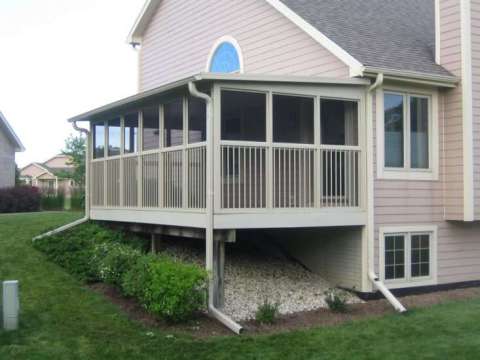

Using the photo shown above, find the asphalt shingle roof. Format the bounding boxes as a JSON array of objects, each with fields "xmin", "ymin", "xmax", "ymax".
[{"xmin": 280, "ymin": 0, "xmax": 453, "ymax": 77}]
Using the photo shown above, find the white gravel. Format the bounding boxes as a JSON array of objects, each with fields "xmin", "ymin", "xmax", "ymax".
[{"xmin": 160, "ymin": 239, "xmax": 361, "ymax": 321}]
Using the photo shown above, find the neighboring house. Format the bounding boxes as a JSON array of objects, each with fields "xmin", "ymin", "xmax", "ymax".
[
  {"xmin": 20, "ymin": 155, "xmax": 76, "ymax": 196},
  {"xmin": 68, "ymin": 0, "xmax": 480, "ymax": 312},
  {"xmin": 0, "ymin": 111, "xmax": 25, "ymax": 188}
]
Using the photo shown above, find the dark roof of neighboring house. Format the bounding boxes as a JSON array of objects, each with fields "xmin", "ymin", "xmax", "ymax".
[{"xmin": 279, "ymin": 0, "xmax": 452, "ymax": 78}]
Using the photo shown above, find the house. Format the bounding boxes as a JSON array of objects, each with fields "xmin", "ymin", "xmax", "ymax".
[
  {"xmin": 20, "ymin": 155, "xmax": 76, "ymax": 196},
  {"xmin": 0, "ymin": 111, "xmax": 25, "ymax": 188},
  {"xmin": 67, "ymin": 0, "xmax": 480, "ymax": 329}
]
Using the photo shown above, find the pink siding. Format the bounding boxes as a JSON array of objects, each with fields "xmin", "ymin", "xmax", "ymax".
[
  {"xmin": 440, "ymin": 0, "xmax": 465, "ymax": 220},
  {"xmin": 139, "ymin": 0, "xmax": 349, "ymax": 91},
  {"xmin": 471, "ymin": 0, "xmax": 480, "ymax": 219},
  {"xmin": 373, "ymin": 90, "xmax": 480, "ymax": 284},
  {"xmin": 44, "ymin": 155, "xmax": 72, "ymax": 169}
]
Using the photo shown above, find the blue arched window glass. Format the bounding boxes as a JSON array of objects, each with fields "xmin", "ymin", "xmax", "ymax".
[{"xmin": 209, "ymin": 42, "xmax": 240, "ymax": 73}]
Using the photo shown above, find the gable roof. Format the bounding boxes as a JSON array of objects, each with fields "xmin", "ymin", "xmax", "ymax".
[
  {"xmin": 0, "ymin": 111, "xmax": 25, "ymax": 152},
  {"xmin": 278, "ymin": 0, "xmax": 451, "ymax": 79},
  {"xmin": 128, "ymin": 0, "xmax": 455, "ymax": 82}
]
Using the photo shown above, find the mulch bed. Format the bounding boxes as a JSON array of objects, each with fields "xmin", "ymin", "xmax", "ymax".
[{"xmin": 88, "ymin": 283, "xmax": 480, "ymax": 338}]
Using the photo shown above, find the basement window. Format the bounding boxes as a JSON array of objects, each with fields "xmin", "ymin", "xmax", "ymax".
[{"xmin": 380, "ymin": 226, "xmax": 437, "ymax": 289}]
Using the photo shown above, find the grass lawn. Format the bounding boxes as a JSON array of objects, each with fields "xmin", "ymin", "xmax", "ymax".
[{"xmin": 1, "ymin": 212, "xmax": 480, "ymax": 359}]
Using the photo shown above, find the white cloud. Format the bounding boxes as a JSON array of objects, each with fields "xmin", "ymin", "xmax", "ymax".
[{"xmin": 0, "ymin": 0, "xmax": 145, "ymax": 166}]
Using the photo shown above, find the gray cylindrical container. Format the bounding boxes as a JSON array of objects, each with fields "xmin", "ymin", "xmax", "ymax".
[{"xmin": 3, "ymin": 280, "xmax": 19, "ymax": 331}]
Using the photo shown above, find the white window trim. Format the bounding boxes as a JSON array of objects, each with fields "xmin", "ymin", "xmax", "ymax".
[
  {"xmin": 376, "ymin": 86, "xmax": 439, "ymax": 181},
  {"xmin": 206, "ymin": 35, "xmax": 244, "ymax": 74},
  {"xmin": 379, "ymin": 225, "xmax": 438, "ymax": 289}
]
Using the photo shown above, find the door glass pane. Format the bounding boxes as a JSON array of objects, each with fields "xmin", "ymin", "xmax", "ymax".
[
  {"xmin": 384, "ymin": 235, "xmax": 405, "ymax": 280},
  {"xmin": 320, "ymin": 99, "xmax": 358, "ymax": 146},
  {"xmin": 124, "ymin": 112, "xmax": 138, "ymax": 154},
  {"xmin": 273, "ymin": 95, "xmax": 314, "ymax": 144},
  {"xmin": 108, "ymin": 118, "xmax": 121, "ymax": 157},
  {"xmin": 164, "ymin": 98, "xmax": 183, "ymax": 147},
  {"xmin": 188, "ymin": 97, "xmax": 206, "ymax": 143},
  {"xmin": 93, "ymin": 122, "xmax": 105, "ymax": 159},
  {"xmin": 221, "ymin": 90, "xmax": 266, "ymax": 141},
  {"xmin": 143, "ymin": 106, "xmax": 160, "ymax": 150},
  {"xmin": 410, "ymin": 97, "xmax": 429, "ymax": 169},
  {"xmin": 384, "ymin": 94, "xmax": 404, "ymax": 167}
]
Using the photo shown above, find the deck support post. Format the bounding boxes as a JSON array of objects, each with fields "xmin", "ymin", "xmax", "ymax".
[
  {"xmin": 150, "ymin": 233, "xmax": 162, "ymax": 253},
  {"xmin": 212, "ymin": 234, "xmax": 225, "ymax": 309}
]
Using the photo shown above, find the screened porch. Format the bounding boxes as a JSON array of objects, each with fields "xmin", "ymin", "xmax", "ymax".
[{"xmin": 84, "ymin": 76, "xmax": 367, "ymax": 229}]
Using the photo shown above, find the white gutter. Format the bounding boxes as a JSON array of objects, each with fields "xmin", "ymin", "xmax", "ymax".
[
  {"xmin": 188, "ymin": 81, "xmax": 243, "ymax": 334},
  {"xmin": 366, "ymin": 73, "xmax": 406, "ymax": 314},
  {"xmin": 33, "ymin": 121, "xmax": 91, "ymax": 242}
]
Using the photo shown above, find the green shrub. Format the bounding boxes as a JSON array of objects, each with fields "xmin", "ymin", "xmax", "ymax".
[
  {"xmin": 122, "ymin": 254, "xmax": 155, "ymax": 299},
  {"xmin": 255, "ymin": 300, "xmax": 279, "ymax": 325},
  {"xmin": 324, "ymin": 288, "xmax": 349, "ymax": 313},
  {"xmin": 33, "ymin": 222, "xmax": 144, "ymax": 282},
  {"xmin": 123, "ymin": 255, "xmax": 208, "ymax": 322},
  {"xmin": 95, "ymin": 243, "xmax": 142, "ymax": 286},
  {"xmin": 41, "ymin": 192, "xmax": 65, "ymax": 211}
]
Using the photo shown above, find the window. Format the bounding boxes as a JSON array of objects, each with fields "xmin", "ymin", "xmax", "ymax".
[
  {"xmin": 221, "ymin": 90, "xmax": 266, "ymax": 141},
  {"xmin": 273, "ymin": 95, "xmax": 314, "ymax": 144},
  {"xmin": 380, "ymin": 226, "xmax": 437, "ymax": 288},
  {"xmin": 164, "ymin": 98, "xmax": 183, "ymax": 147},
  {"xmin": 142, "ymin": 106, "xmax": 159, "ymax": 151},
  {"xmin": 209, "ymin": 41, "xmax": 241, "ymax": 73},
  {"xmin": 124, "ymin": 112, "xmax": 138, "ymax": 154},
  {"xmin": 93, "ymin": 122, "xmax": 105, "ymax": 159},
  {"xmin": 188, "ymin": 97, "xmax": 206, "ymax": 143},
  {"xmin": 107, "ymin": 118, "xmax": 121, "ymax": 156},
  {"xmin": 384, "ymin": 94, "xmax": 404, "ymax": 167},
  {"xmin": 321, "ymin": 99, "xmax": 358, "ymax": 146},
  {"xmin": 382, "ymin": 91, "xmax": 433, "ymax": 174},
  {"xmin": 384, "ymin": 235, "xmax": 405, "ymax": 280}
]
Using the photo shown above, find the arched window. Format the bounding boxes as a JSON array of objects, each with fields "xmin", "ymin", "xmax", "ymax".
[{"xmin": 207, "ymin": 37, "xmax": 243, "ymax": 73}]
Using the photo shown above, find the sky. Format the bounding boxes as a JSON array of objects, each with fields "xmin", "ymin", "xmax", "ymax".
[{"xmin": 0, "ymin": 0, "xmax": 145, "ymax": 167}]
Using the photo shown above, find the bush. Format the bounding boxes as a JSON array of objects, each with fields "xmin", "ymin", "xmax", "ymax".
[
  {"xmin": 123, "ymin": 255, "xmax": 208, "ymax": 322},
  {"xmin": 94, "ymin": 243, "xmax": 142, "ymax": 286},
  {"xmin": 70, "ymin": 189, "xmax": 85, "ymax": 211},
  {"xmin": 255, "ymin": 300, "xmax": 279, "ymax": 325},
  {"xmin": 33, "ymin": 222, "xmax": 143, "ymax": 282},
  {"xmin": 41, "ymin": 191, "xmax": 65, "ymax": 211},
  {"xmin": 122, "ymin": 254, "xmax": 155, "ymax": 299},
  {"xmin": 324, "ymin": 288, "xmax": 349, "ymax": 313},
  {"xmin": 0, "ymin": 186, "xmax": 41, "ymax": 213}
]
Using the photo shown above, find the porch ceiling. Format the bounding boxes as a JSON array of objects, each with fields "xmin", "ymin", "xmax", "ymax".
[{"xmin": 67, "ymin": 73, "xmax": 370, "ymax": 124}]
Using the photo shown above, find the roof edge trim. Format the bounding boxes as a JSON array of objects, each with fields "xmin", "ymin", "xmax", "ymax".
[
  {"xmin": 364, "ymin": 66, "xmax": 459, "ymax": 88},
  {"xmin": 263, "ymin": 0, "xmax": 364, "ymax": 76},
  {"xmin": 127, "ymin": 0, "xmax": 161, "ymax": 45},
  {"xmin": 0, "ymin": 111, "xmax": 25, "ymax": 152}
]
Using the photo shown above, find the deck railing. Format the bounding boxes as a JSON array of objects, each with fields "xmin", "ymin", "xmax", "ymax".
[{"xmin": 91, "ymin": 143, "xmax": 361, "ymax": 212}]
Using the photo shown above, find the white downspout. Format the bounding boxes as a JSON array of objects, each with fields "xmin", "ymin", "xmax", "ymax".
[
  {"xmin": 33, "ymin": 121, "xmax": 90, "ymax": 241},
  {"xmin": 366, "ymin": 73, "xmax": 406, "ymax": 313},
  {"xmin": 188, "ymin": 81, "xmax": 243, "ymax": 334}
]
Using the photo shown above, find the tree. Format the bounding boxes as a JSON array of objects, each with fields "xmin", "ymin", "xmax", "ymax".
[{"xmin": 62, "ymin": 134, "xmax": 86, "ymax": 187}]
